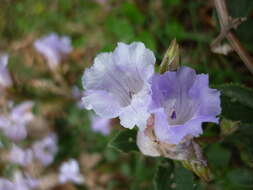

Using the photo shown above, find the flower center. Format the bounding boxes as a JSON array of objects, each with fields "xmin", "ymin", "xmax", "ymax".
[{"xmin": 170, "ymin": 110, "xmax": 176, "ymax": 120}]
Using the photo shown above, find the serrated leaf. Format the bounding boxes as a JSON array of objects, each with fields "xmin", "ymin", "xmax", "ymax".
[
  {"xmin": 108, "ymin": 129, "xmax": 138, "ymax": 153},
  {"xmin": 153, "ymin": 160, "xmax": 174, "ymax": 190}
]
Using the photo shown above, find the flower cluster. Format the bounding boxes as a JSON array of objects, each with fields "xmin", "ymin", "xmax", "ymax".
[
  {"xmin": 0, "ymin": 38, "xmax": 85, "ymax": 189},
  {"xmin": 82, "ymin": 42, "xmax": 221, "ymax": 159}
]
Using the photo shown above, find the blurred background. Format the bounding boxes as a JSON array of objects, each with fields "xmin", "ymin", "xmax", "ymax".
[{"xmin": 0, "ymin": 0, "xmax": 253, "ymax": 190}]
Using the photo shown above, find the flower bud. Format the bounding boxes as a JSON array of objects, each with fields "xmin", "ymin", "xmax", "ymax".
[{"xmin": 159, "ymin": 39, "xmax": 180, "ymax": 73}]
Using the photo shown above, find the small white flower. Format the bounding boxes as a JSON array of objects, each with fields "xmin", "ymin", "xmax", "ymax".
[
  {"xmin": 34, "ymin": 33, "xmax": 72, "ymax": 70},
  {"xmin": 59, "ymin": 159, "xmax": 84, "ymax": 184}
]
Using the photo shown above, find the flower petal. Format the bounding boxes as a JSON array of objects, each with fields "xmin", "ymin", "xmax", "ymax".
[
  {"xmin": 137, "ymin": 130, "xmax": 160, "ymax": 157},
  {"xmin": 82, "ymin": 90, "xmax": 122, "ymax": 118}
]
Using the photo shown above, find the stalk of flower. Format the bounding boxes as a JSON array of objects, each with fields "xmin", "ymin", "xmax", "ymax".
[{"xmin": 82, "ymin": 42, "xmax": 155, "ymax": 130}]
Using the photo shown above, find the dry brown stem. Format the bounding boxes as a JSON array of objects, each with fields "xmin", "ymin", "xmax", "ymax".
[{"xmin": 211, "ymin": 0, "xmax": 253, "ymax": 74}]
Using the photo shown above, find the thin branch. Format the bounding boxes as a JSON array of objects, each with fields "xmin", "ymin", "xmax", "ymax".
[{"xmin": 212, "ymin": 0, "xmax": 253, "ymax": 74}]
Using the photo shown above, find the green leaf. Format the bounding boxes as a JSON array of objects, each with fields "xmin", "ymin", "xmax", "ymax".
[
  {"xmin": 207, "ymin": 144, "xmax": 231, "ymax": 168},
  {"xmin": 217, "ymin": 84, "xmax": 253, "ymax": 123},
  {"xmin": 228, "ymin": 0, "xmax": 253, "ymax": 17},
  {"xmin": 153, "ymin": 160, "xmax": 174, "ymax": 190},
  {"xmin": 108, "ymin": 129, "xmax": 138, "ymax": 153},
  {"xmin": 174, "ymin": 166, "xmax": 195, "ymax": 190},
  {"xmin": 121, "ymin": 2, "xmax": 145, "ymax": 25},
  {"xmin": 227, "ymin": 168, "xmax": 253, "ymax": 188},
  {"xmin": 153, "ymin": 161, "xmax": 197, "ymax": 190},
  {"xmin": 218, "ymin": 83, "xmax": 253, "ymax": 109},
  {"xmin": 225, "ymin": 124, "xmax": 253, "ymax": 168},
  {"xmin": 105, "ymin": 17, "xmax": 134, "ymax": 42}
]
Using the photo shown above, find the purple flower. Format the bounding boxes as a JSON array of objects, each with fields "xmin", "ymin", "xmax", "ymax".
[
  {"xmin": 0, "ymin": 178, "xmax": 14, "ymax": 190},
  {"xmin": 32, "ymin": 133, "xmax": 58, "ymax": 166},
  {"xmin": 59, "ymin": 159, "xmax": 84, "ymax": 184},
  {"xmin": 90, "ymin": 114, "xmax": 111, "ymax": 135},
  {"xmin": 9, "ymin": 145, "xmax": 33, "ymax": 166},
  {"xmin": 0, "ymin": 101, "xmax": 34, "ymax": 141},
  {"xmin": 0, "ymin": 54, "xmax": 12, "ymax": 88},
  {"xmin": 12, "ymin": 171, "xmax": 38, "ymax": 190},
  {"xmin": 82, "ymin": 42, "xmax": 155, "ymax": 130},
  {"xmin": 0, "ymin": 172, "xmax": 38, "ymax": 190},
  {"xmin": 149, "ymin": 66, "xmax": 221, "ymax": 144},
  {"xmin": 34, "ymin": 33, "xmax": 72, "ymax": 70}
]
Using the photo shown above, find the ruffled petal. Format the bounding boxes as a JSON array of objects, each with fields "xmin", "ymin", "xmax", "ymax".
[
  {"xmin": 119, "ymin": 86, "xmax": 151, "ymax": 129},
  {"xmin": 150, "ymin": 66, "xmax": 221, "ymax": 145},
  {"xmin": 137, "ymin": 130, "xmax": 160, "ymax": 157},
  {"xmin": 82, "ymin": 90, "xmax": 122, "ymax": 118},
  {"xmin": 189, "ymin": 74, "xmax": 221, "ymax": 116},
  {"xmin": 82, "ymin": 42, "xmax": 155, "ymax": 128},
  {"xmin": 167, "ymin": 116, "xmax": 219, "ymax": 144}
]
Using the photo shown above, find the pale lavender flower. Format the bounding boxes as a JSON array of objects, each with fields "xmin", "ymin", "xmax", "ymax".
[
  {"xmin": 149, "ymin": 66, "xmax": 221, "ymax": 144},
  {"xmin": 90, "ymin": 114, "xmax": 111, "ymax": 135},
  {"xmin": 0, "ymin": 54, "xmax": 12, "ymax": 88},
  {"xmin": 32, "ymin": 133, "xmax": 58, "ymax": 166},
  {"xmin": 0, "ymin": 178, "xmax": 14, "ymax": 190},
  {"xmin": 0, "ymin": 101, "xmax": 34, "ymax": 141},
  {"xmin": 34, "ymin": 33, "xmax": 72, "ymax": 70},
  {"xmin": 59, "ymin": 159, "xmax": 84, "ymax": 184},
  {"xmin": 82, "ymin": 42, "xmax": 155, "ymax": 130},
  {"xmin": 0, "ymin": 172, "xmax": 38, "ymax": 190},
  {"xmin": 9, "ymin": 145, "xmax": 33, "ymax": 166},
  {"xmin": 12, "ymin": 171, "xmax": 38, "ymax": 190}
]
